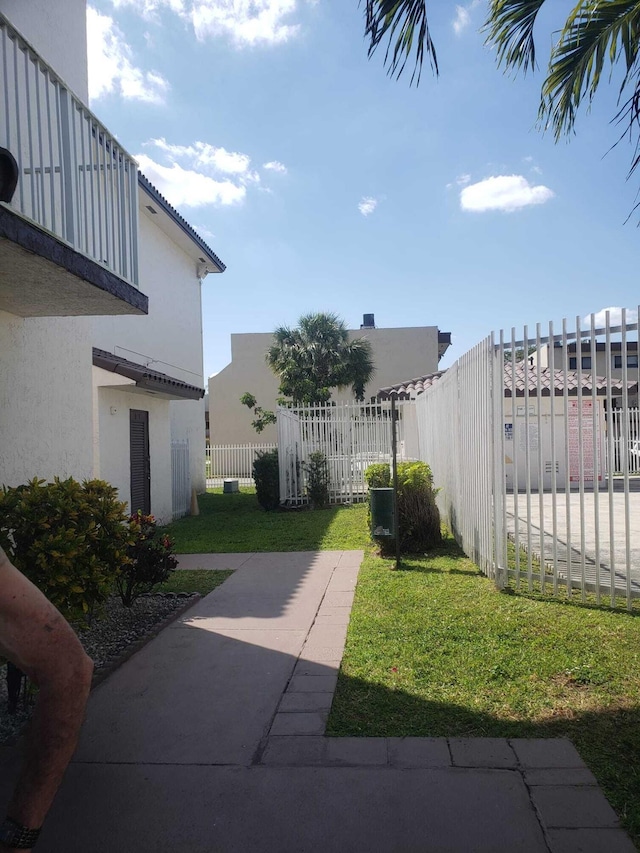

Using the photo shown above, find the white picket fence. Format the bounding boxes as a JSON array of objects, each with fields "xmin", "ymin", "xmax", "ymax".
[
  {"xmin": 416, "ymin": 311, "xmax": 640, "ymax": 609},
  {"xmin": 171, "ymin": 440, "xmax": 190, "ymax": 520},
  {"xmin": 205, "ymin": 443, "xmax": 276, "ymax": 487},
  {"xmin": 277, "ymin": 401, "xmax": 410, "ymax": 505}
]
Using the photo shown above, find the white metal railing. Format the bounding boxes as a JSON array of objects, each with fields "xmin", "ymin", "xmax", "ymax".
[
  {"xmin": 171, "ymin": 440, "xmax": 190, "ymax": 520},
  {"xmin": 277, "ymin": 400, "xmax": 409, "ymax": 505},
  {"xmin": 416, "ymin": 336, "xmax": 502, "ymax": 581},
  {"xmin": 609, "ymin": 408, "xmax": 640, "ymax": 474},
  {"xmin": 415, "ymin": 310, "xmax": 640, "ymax": 609},
  {"xmin": 0, "ymin": 15, "xmax": 139, "ymax": 285},
  {"xmin": 205, "ymin": 443, "xmax": 277, "ymax": 485}
]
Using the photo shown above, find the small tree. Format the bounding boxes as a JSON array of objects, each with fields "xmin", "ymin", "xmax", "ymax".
[
  {"xmin": 115, "ymin": 512, "xmax": 178, "ymax": 607},
  {"xmin": 253, "ymin": 449, "xmax": 280, "ymax": 511},
  {"xmin": 266, "ymin": 312, "xmax": 375, "ymax": 404},
  {"xmin": 240, "ymin": 392, "xmax": 277, "ymax": 434},
  {"xmin": 304, "ymin": 451, "xmax": 330, "ymax": 509}
]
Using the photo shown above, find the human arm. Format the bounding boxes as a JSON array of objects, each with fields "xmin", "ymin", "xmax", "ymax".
[{"xmin": 0, "ymin": 549, "xmax": 93, "ymax": 848}]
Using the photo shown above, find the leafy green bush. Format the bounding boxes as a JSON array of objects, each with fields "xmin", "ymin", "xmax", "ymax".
[
  {"xmin": 115, "ymin": 512, "xmax": 178, "ymax": 607},
  {"xmin": 396, "ymin": 460, "xmax": 441, "ymax": 553},
  {"xmin": 304, "ymin": 451, "xmax": 330, "ymax": 509},
  {"xmin": 253, "ymin": 449, "xmax": 280, "ymax": 511},
  {"xmin": 0, "ymin": 477, "xmax": 129, "ymax": 619},
  {"xmin": 364, "ymin": 463, "xmax": 391, "ymax": 489},
  {"xmin": 364, "ymin": 461, "xmax": 441, "ymax": 556}
]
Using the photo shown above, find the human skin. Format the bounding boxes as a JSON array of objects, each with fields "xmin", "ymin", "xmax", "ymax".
[{"xmin": 0, "ymin": 548, "xmax": 93, "ymax": 851}]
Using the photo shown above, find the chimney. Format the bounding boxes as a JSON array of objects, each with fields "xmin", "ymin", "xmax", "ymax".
[{"xmin": 361, "ymin": 313, "xmax": 375, "ymax": 329}]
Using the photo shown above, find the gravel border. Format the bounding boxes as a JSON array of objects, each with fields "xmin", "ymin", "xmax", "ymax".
[{"xmin": 0, "ymin": 592, "xmax": 201, "ymax": 746}]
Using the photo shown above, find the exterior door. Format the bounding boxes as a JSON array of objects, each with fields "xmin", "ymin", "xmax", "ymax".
[{"xmin": 130, "ymin": 409, "xmax": 151, "ymax": 515}]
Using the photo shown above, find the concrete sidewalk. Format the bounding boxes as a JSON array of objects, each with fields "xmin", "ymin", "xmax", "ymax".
[{"xmin": 1, "ymin": 551, "xmax": 636, "ymax": 852}]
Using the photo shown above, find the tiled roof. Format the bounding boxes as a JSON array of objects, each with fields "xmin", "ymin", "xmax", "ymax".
[
  {"xmin": 504, "ymin": 362, "xmax": 637, "ymax": 396},
  {"xmin": 377, "ymin": 370, "xmax": 448, "ymax": 399},
  {"xmin": 93, "ymin": 348, "xmax": 205, "ymax": 400},
  {"xmin": 377, "ymin": 363, "xmax": 637, "ymax": 399}
]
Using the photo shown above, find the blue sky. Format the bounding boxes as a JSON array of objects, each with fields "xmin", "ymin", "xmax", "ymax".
[{"xmin": 87, "ymin": 0, "xmax": 640, "ymax": 382}]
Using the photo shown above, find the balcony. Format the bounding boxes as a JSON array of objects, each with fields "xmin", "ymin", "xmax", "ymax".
[{"xmin": 0, "ymin": 15, "xmax": 147, "ymax": 317}]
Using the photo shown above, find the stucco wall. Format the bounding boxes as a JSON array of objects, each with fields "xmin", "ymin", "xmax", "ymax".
[
  {"xmin": 0, "ymin": 312, "xmax": 93, "ymax": 487},
  {"xmin": 209, "ymin": 326, "xmax": 443, "ymax": 445},
  {"xmin": 92, "ymin": 203, "xmax": 207, "ymax": 504},
  {"xmin": 94, "ymin": 383, "xmax": 172, "ymax": 524},
  {"xmin": 0, "ymin": 0, "xmax": 89, "ymax": 103},
  {"xmin": 93, "ymin": 210, "xmax": 205, "ymax": 383},
  {"xmin": 503, "ymin": 396, "xmax": 606, "ymax": 491}
]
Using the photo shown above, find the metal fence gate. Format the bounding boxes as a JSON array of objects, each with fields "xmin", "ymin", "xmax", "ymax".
[
  {"xmin": 415, "ymin": 310, "xmax": 640, "ymax": 609},
  {"xmin": 171, "ymin": 439, "xmax": 190, "ymax": 521},
  {"xmin": 277, "ymin": 400, "xmax": 410, "ymax": 505}
]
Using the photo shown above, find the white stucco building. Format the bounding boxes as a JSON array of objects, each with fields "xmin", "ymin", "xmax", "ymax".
[
  {"xmin": 208, "ymin": 316, "xmax": 451, "ymax": 445},
  {"xmin": 0, "ymin": 1, "xmax": 224, "ymax": 522}
]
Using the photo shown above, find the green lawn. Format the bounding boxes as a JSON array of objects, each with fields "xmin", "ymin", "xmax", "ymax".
[
  {"xmin": 165, "ymin": 493, "xmax": 640, "ymax": 844},
  {"xmin": 327, "ymin": 536, "xmax": 640, "ymax": 846},
  {"xmin": 162, "ymin": 488, "xmax": 370, "ymax": 552}
]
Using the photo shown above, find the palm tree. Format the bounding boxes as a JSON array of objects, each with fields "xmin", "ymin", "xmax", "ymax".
[
  {"xmin": 364, "ymin": 0, "xmax": 640, "ymax": 188},
  {"xmin": 266, "ymin": 312, "xmax": 375, "ymax": 404}
]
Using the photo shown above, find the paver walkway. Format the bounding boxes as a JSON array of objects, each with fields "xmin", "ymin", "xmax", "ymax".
[{"xmin": 0, "ymin": 551, "xmax": 636, "ymax": 852}]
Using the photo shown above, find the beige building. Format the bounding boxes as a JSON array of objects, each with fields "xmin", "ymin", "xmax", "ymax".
[
  {"xmin": 208, "ymin": 315, "xmax": 451, "ymax": 444},
  {"xmin": 532, "ymin": 341, "xmax": 639, "ymax": 408}
]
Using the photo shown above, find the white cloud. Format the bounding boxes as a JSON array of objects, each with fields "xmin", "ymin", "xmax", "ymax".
[
  {"xmin": 149, "ymin": 138, "xmax": 252, "ymax": 174},
  {"xmin": 192, "ymin": 223, "xmax": 217, "ymax": 241},
  {"xmin": 112, "ymin": 0, "xmax": 303, "ymax": 46},
  {"xmin": 583, "ymin": 307, "xmax": 639, "ymax": 328},
  {"xmin": 137, "ymin": 136, "xmax": 269, "ymax": 208},
  {"xmin": 452, "ymin": 0, "xmax": 480, "ymax": 35},
  {"xmin": 460, "ymin": 175, "xmax": 554, "ymax": 213},
  {"xmin": 263, "ymin": 160, "xmax": 288, "ymax": 174},
  {"xmin": 453, "ymin": 6, "xmax": 471, "ymax": 35},
  {"xmin": 112, "ymin": 0, "xmax": 186, "ymax": 15},
  {"xmin": 456, "ymin": 173, "xmax": 471, "ymax": 186},
  {"xmin": 191, "ymin": 0, "xmax": 299, "ymax": 45},
  {"xmin": 136, "ymin": 154, "xmax": 246, "ymax": 206},
  {"xmin": 87, "ymin": 7, "xmax": 169, "ymax": 103},
  {"xmin": 358, "ymin": 196, "xmax": 378, "ymax": 217}
]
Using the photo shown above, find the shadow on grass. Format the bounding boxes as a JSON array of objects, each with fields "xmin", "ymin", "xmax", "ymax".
[{"xmin": 327, "ymin": 671, "xmax": 640, "ymax": 845}]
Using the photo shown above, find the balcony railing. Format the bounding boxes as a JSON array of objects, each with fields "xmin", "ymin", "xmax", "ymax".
[{"xmin": 0, "ymin": 14, "xmax": 139, "ymax": 287}]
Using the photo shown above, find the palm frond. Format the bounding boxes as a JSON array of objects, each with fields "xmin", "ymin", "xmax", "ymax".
[
  {"xmin": 484, "ymin": 0, "xmax": 548, "ymax": 73},
  {"xmin": 363, "ymin": 0, "xmax": 437, "ymax": 85},
  {"xmin": 541, "ymin": 0, "xmax": 640, "ymax": 140}
]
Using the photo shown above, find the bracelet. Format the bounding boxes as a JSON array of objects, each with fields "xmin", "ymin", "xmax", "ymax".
[{"xmin": 0, "ymin": 818, "xmax": 42, "ymax": 849}]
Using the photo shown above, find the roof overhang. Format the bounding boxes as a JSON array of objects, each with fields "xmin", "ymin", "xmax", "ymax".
[
  {"xmin": 138, "ymin": 174, "xmax": 225, "ymax": 277},
  {"xmin": 93, "ymin": 348, "xmax": 204, "ymax": 400}
]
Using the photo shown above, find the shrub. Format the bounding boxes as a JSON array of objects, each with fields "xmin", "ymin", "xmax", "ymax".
[
  {"xmin": 364, "ymin": 463, "xmax": 391, "ymax": 489},
  {"xmin": 115, "ymin": 512, "xmax": 178, "ymax": 607},
  {"xmin": 364, "ymin": 461, "xmax": 441, "ymax": 556},
  {"xmin": 396, "ymin": 461, "xmax": 441, "ymax": 553},
  {"xmin": 0, "ymin": 477, "xmax": 129, "ymax": 620},
  {"xmin": 304, "ymin": 451, "xmax": 330, "ymax": 509},
  {"xmin": 253, "ymin": 449, "xmax": 280, "ymax": 511}
]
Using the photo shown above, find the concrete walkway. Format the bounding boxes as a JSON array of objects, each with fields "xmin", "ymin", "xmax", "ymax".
[{"xmin": 1, "ymin": 551, "xmax": 636, "ymax": 852}]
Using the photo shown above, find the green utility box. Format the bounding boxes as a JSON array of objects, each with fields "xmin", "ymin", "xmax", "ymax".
[{"xmin": 370, "ymin": 487, "xmax": 395, "ymax": 538}]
